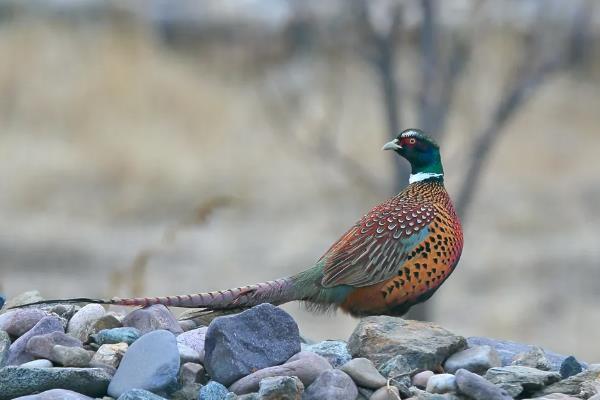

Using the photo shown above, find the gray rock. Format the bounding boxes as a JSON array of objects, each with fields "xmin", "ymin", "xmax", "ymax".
[
  {"xmin": 426, "ymin": 374, "xmax": 457, "ymax": 394},
  {"xmin": 91, "ymin": 327, "xmax": 141, "ymax": 346},
  {"xmin": 0, "ymin": 309, "xmax": 48, "ymax": 338},
  {"xmin": 369, "ymin": 386, "xmax": 400, "ymax": 400},
  {"xmin": 340, "ymin": 357, "xmax": 387, "ymax": 389},
  {"xmin": 7, "ymin": 316, "xmax": 64, "ymax": 365},
  {"xmin": 122, "ymin": 305, "xmax": 183, "ymax": 335},
  {"xmin": 357, "ymin": 386, "xmax": 374, "ymax": 400},
  {"xmin": 117, "ymin": 389, "xmax": 167, "ymax": 400},
  {"xmin": 26, "ymin": 332, "xmax": 83, "ymax": 360},
  {"xmin": 413, "ymin": 370, "xmax": 434, "ymax": 388},
  {"xmin": 107, "ymin": 330, "xmax": 180, "ymax": 398},
  {"xmin": 454, "ymin": 369, "xmax": 512, "ymax": 400},
  {"xmin": 12, "ymin": 388, "xmax": 95, "ymax": 399},
  {"xmin": 0, "ymin": 366, "xmax": 111, "ymax": 400},
  {"xmin": 229, "ymin": 351, "xmax": 331, "ymax": 395},
  {"xmin": 349, "ymin": 317, "xmax": 466, "ymax": 373},
  {"xmin": 0, "ymin": 330, "xmax": 10, "ymax": 367},
  {"xmin": 532, "ymin": 366, "xmax": 600, "ymax": 398},
  {"xmin": 199, "ymin": 381, "xmax": 230, "ymax": 400},
  {"xmin": 560, "ymin": 356, "xmax": 583, "ymax": 379},
  {"xmin": 178, "ymin": 320, "xmax": 197, "ymax": 332},
  {"xmin": 67, "ymin": 304, "xmax": 106, "ymax": 342},
  {"xmin": 484, "ymin": 365, "xmax": 561, "ymax": 397},
  {"xmin": 303, "ymin": 369, "xmax": 358, "ymax": 400},
  {"xmin": 258, "ymin": 376, "xmax": 303, "ymax": 399},
  {"xmin": 303, "ymin": 340, "xmax": 351, "ymax": 368},
  {"xmin": 49, "ymin": 345, "xmax": 92, "ymax": 367},
  {"xmin": 3, "ymin": 291, "xmax": 44, "ymax": 310},
  {"xmin": 511, "ymin": 346, "xmax": 552, "ymax": 371},
  {"xmin": 236, "ymin": 394, "xmax": 260, "ymax": 400},
  {"xmin": 204, "ymin": 304, "xmax": 300, "ymax": 386},
  {"xmin": 179, "ymin": 362, "xmax": 207, "ymax": 385},
  {"xmin": 523, "ymin": 395, "xmax": 582, "ymax": 400},
  {"xmin": 171, "ymin": 383, "xmax": 202, "ymax": 400},
  {"xmin": 20, "ymin": 359, "xmax": 53, "ymax": 368},
  {"xmin": 375, "ymin": 354, "xmax": 412, "ymax": 395},
  {"xmin": 90, "ymin": 343, "xmax": 128, "ymax": 369},
  {"xmin": 409, "ymin": 387, "xmax": 466, "ymax": 399},
  {"xmin": 444, "ymin": 345, "xmax": 501, "ymax": 374},
  {"xmin": 91, "ymin": 314, "xmax": 122, "ymax": 335},
  {"xmin": 176, "ymin": 326, "xmax": 207, "ymax": 363},
  {"xmin": 178, "ymin": 343, "xmax": 201, "ymax": 364}
]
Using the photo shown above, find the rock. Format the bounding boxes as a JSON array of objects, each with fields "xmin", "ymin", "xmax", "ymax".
[
  {"xmin": 178, "ymin": 320, "xmax": 197, "ymax": 332},
  {"xmin": 369, "ymin": 386, "xmax": 400, "ymax": 400},
  {"xmin": 426, "ymin": 373, "xmax": 457, "ymax": 394},
  {"xmin": 375, "ymin": 354, "xmax": 412, "ymax": 395},
  {"xmin": 117, "ymin": 389, "xmax": 167, "ymax": 400},
  {"xmin": 454, "ymin": 369, "xmax": 512, "ymax": 400},
  {"xmin": 179, "ymin": 362, "xmax": 207, "ymax": 385},
  {"xmin": 49, "ymin": 345, "xmax": 92, "ymax": 367},
  {"xmin": 236, "ymin": 394, "xmax": 260, "ymax": 400},
  {"xmin": 532, "ymin": 367, "xmax": 600, "ymax": 398},
  {"xmin": 107, "ymin": 330, "xmax": 180, "ymax": 398},
  {"xmin": 4, "ymin": 291, "xmax": 44, "ymax": 310},
  {"xmin": 484, "ymin": 365, "xmax": 561, "ymax": 397},
  {"xmin": 258, "ymin": 376, "xmax": 303, "ymax": 400},
  {"xmin": 340, "ymin": 357, "xmax": 387, "ymax": 389},
  {"xmin": 413, "ymin": 371, "xmax": 434, "ymax": 388},
  {"xmin": 303, "ymin": 340, "xmax": 351, "ymax": 368},
  {"xmin": 171, "ymin": 383, "xmax": 202, "ymax": 400},
  {"xmin": 122, "ymin": 305, "xmax": 183, "ymax": 335},
  {"xmin": 357, "ymin": 386, "xmax": 374, "ymax": 400},
  {"xmin": 0, "ymin": 366, "xmax": 111, "ymax": 400},
  {"xmin": 303, "ymin": 369, "xmax": 358, "ymax": 400},
  {"xmin": 0, "ymin": 309, "xmax": 48, "ymax": 338},
  {"xmin": 348, "ymin": 317, "xmax": 466, "ymax": 373},
  {"xmin": 560, "ymin": 356, "xmax": 583, "ymax": 379},
  {"xmin": 90, "ymin": 343, "xmax": 128, "ymax": 369},
  {"xmin": 91, "ymin": 327, "xmax": 141, "ymax": 346},
  {"xmin": 91, "ymin": 314, "xmax": 122, "ymax": 334},
  {"xmin": 67, "ymin": 304, "xmax": 106, "ymax": 342},
  {"xmin": 39, "ymin": 304, "xmax": 81, "ymax": 321},
  {"xmin": 178, "ymin": 343, "xmax": 201, "ymax": 364},
  {"xmin": 511, "ymin": 346, "xmax": 552, "ymax": 371},
  {"xmin": 0, "ymin": 331, "xmax": 10, "ymax": 367},
  {"xmin": 204, "ymin": 304, "xmax": 300, "ymax": 386},
  {"xmin": 26, "ymin": 332, "xmax": 83, "ymax": 360},
  {"xmin": 12, "ymin": 388, "xmax": 95, "ymax": 399},
  {"xmin": 523, "ymin": 395, "xmax": 581, "ymax": 400},
  {"xmin": 176, "ymin": 326, "xmax": 207, "ymax": 362},
  {"xmin": 199, "ymin": 381, "xmax": 230, "ymax": 400},
  {"xmin": 7, "ymin": 316, "xmax": 64, "ymax": 365},
  {"xmin": 20, "ymin": 359, "xmax": 53, "ymax": 368},
  {"xmin": 444, "ymin": 345, "xmax": 501, "ymax": 374},
  {"xmin": 229, "ymin": 351, "xmax": 331, "ymax": 394},
  {"xmin": 408, "ymin": 387, "xmax": 465, "ymax": 399}
]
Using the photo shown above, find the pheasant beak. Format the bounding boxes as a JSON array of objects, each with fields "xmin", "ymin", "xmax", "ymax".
[{"xmin": 382, "ymin": 139, "xmax": 402, "ymax": 151}]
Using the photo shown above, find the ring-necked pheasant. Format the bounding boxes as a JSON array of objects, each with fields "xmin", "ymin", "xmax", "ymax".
[{"xmin": 12, "ymin": 129, "xmax": 463, "ymax": 317}]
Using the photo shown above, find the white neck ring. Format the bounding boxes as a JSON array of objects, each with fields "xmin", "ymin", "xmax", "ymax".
[{"xmin": 409, "ymin": 172, "xmax": 443, "ymax": 184}]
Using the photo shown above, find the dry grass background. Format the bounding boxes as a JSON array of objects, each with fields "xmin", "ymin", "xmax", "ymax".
[{"xmin": 1, "ymin": 10, "xmax": 599, "ymax": 360}]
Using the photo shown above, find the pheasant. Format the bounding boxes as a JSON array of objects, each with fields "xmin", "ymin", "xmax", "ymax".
[{"xmin": 12, "ymin": 129, "xmax": 463, "ymax": 318}]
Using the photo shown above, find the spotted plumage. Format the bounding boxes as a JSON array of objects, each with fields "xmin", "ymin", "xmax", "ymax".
[{"xmin": 12, "ymin": 129, "xmax": 463, "ymax": 319}]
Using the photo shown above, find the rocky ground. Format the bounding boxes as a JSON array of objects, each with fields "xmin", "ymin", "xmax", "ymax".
[{"xmin": 0, "ymin": 291, "xmax": 598, "ymax": 400}]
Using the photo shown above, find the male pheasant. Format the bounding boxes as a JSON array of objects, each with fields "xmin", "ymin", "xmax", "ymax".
[{"xmin": 13, "ymin": 129, "xmax": 463, "ymax": 317}]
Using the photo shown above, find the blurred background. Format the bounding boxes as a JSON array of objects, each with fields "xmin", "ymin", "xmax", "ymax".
[{"xmin": 1, "ymin": 0, "xmax": 599, "ymax": 360}]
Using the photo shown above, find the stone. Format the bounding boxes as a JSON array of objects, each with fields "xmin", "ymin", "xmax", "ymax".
[
  {"xmin": 176, "ymin": 327, "xmax": 207, "ymax": 363},
  {"xmin": 12, "ymin": 388, "xmax": 95, "ymax": 399},
  {"xmin": 199, "ymin": 381, "xmax": 230, "ymax": 400},
  {"xmin": 179, "ymin": 362, "xmax": 207, "ymax": 385},
  {"xmin": 523, "ymin": 395, "xmax": 581, "ymax": 400},
  {"xmin": 4, "ymin": 291, "xmax": 44, "ymax": 310},
  {"xmin": 67, "ymin": 304, "xmax": 106, "ymax": 342},
  {"xmin": 117, "ymin": 389, "xmax": 167, "ymax": 400},
  {"xmin": 511, "ymin": 346, "xmax": 552, "ymax": 371},
  {"xmin": 258, "ymin": 376, "xmax": 303, "ymax": 400},
  {"xmin": 303, "ymin": 340, "xmax": 351, "ymax": 368},
  {"xmin": 49, "ymin": 345, "xmax": 92, "ymax": 367},
  {"xmin": 178, "ymin": 343, "xmax": 201, "ymax": 364},
  {"xmin": 357, "ymin": 386, "xmax": 374, "ymax": 400},
  {"xmin": 560, "ymin": 356, "xmax": 583, "ymax": 379},
  {"xmin": 204, "ymin": 304, "xmax": 300, "ymax": 386},
  {"xmin": 0, "ymin": 366, "xmax": 111, "ymax": 400},
  {"xmin": 532, "ymin": 367, "xmax": 600, "ymax": 398},
  {"xmin": 170, "ymin": 383, "xmax": 202, "ymax": 400},
  {"xmin": 229, "ymin": 351, "xmax": 331, "ymax": 395},
  {"xmin": 369, "ymin": 386, "xmax": 400, "ymax": 400},
  {"xmin": 7, "ymin": 316, "xmax": 64, "ymax": 365},
  {"xmin": 178, "ymin": 320, "xmax": 197, "ymax": 332},
  {"xmin": 426, "ymin": 374, "xmax": 457, "ymax": 394},
  {"xmin": 91, "ymin": 314, "xmax": 122, "ymax": 334},
  {"xmin": 348, "ymin": 317, "xmax": 466, "ymax": 373},
  {"xmin": 20, "ymin": 359, "xmax": 53, "ymax": 368},
  {"xmin": 413, "ymin": 370, "xmax": 434, "ymax": 388},
  {"xmin": 340, "ymin": 357, "xmax": 387, "ymax": 389},
  {"xmin": 90, "ymin": 343, "xmax": 128, "ymax": 369},
  {"xmin": 91, "ymin": 327, "xmax": 141, "ymax": 346},
  {"xmin": 454, "ymin": 369, "xmax": 512, "ymax": 400},
  {"xmin": 303, "ymin": 369, "xmax": 358, "ymax": 400},
  {"xmin": 444, "ymin": 345, "xmax": 501, "ymax": 374},
  {"xmin": 107, "ymin": 330, "xmax": 180, "ymax": 398},
  {"xmin": 26, "ymin": 332, "xmax": 83, "ymax": 360},
  {"xmin": 0, "ymin": 309, "xmax": 48, "ymax": 338},
  {"xmin": 236, "ymin": 394, "xmax": 259, "ymax": 400},
  {"xmin": 484, "ymin": 365, "xmax": 561, "ymax": 397},
  {"xmin": 408, "ymin": 387, "xmax": 464, "ymax": 399},
  {"xmin": 122, "ymin": 305, "xmax": 183, "ymax": 335},
  {"xmin": 0, "ymin": 330, "xmax": 10, "ymax": 367}
]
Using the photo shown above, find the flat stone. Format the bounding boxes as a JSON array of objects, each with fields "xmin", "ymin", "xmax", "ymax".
[
  {"xmin": 178, "ymin": 343, "xmax": 201, "ymax": 364},
  {"xmin": 303, "ymin": 340, "xmax": 351, "ymax": 368},
  {"xmin": 199, "ymin": 381, "xmax": 230, "ymax": 400},
  {"xmin": 7, "ymin": 316, "xmax": 64, "ymax": 365},
  {"xmin": 444, "ymin": 345, "xmax": 501, "ymax": 374},
  {"xmin": 413, "ymin": 370, "xmax": 434, "ymax": 388},
  {"xmin": 26, "ymin": 332, "xmax": 83, "ymax": 360},
  {"xmin": 560, "ymin": 356, "xmax": 583, "ymax": 379},
  {"xmin": 340, "ymin": 357, "xmax": 387, "ymax": 389},
  {"xmin": 49, "ymin": 345, "xmax": 92, "ymax": 367},
  {"xmin": 454, "ymin": 369, "xmax": 512, "ymax": 400},
  {"xmin": 426, "ymin": 373, "xmax": 457, "ymax": 394},
  {"xmin": 12, "ymin": 388, "xmax": 95, "ymax": 399},
  {"xmin": 229, "ymin": 351, "xmax": 331, "ymax": 395},
  {"xmin": 4, "ymin": 291, "xmax": 44, "ymax": 310},
  {"xmin": 258, "ymin": 376, "xmax": 303, "ymax": 400},
  {"xmin": 204, "ymin": 304, "xmax": 300, "ymax": 386},
  {"xmin": 91, "ymin": 314, "xmax": 122, "ymax": 334},
  {"xmin": 67, "ymin": 304, "xmax": 106, "ymax": 342},
  {"xmin": 349, "ymin": 317, "xmax": 466, "ymax": 373},
  {"xmin": 179, "ymin": 362, "xmax": 207, "ymax": 385},
  {"xmin": 91, "ymin": 327, "xmax": 141, "ymax": 346},
  {"xmin": 20, "ymin": 359, "xmax": 53, "ymax": 368},
  {"xmin": 484, "ymin": 365, "xmax": 561, "ymax": 397},
  {"xmin": 369, "ymin": 386, "xmax": 400, "ymax": 400},
  {"xmin": 511, "ymin": 346, "xmax": 552, "ymax": 371},
  {"xmin": 523, "ymin": 395, "xmax": 582, "ymax": 400},
  {"xmin": 107, "ymin": 330, "xmax": 180, "ymax": 398},
  {"xmin": 533, "ymin": 367, "xmax": 600, "ymax": 398},
  {"xmin": 178, "ymin": 320, "xmax": 197, "ymax": 332},
  {"xmin": 90, "ymin": 343, "xmax": 128, "ymax": 369},
  {"xmin": 0, "ymin": 330, "xmax": 10, "ymax": 367},
  {"xmin": 303, "ymin": 369, "xmax": 358, "ymax": 400},
  {"xmin": 122, "ymin": 305, "xmax": 183, "ymax": 335},
  {"xmin": 0, "ymin": 366, "xmax": 111, "ymax": 400},
  {"xmin": 117, "ymin": 389, "xmax": 167, "ymax": 400},
  {"xmin": 0, "ymin": 309, "xmax": 48, "ymax": 338},
  {"xmin": 176, "ymin": 327, "xmax": 207, "ymax": 363}
]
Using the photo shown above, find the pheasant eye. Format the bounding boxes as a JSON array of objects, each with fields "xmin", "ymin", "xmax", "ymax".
[{"xmin": 408, "ymin": 138, "xmax": 416, "ymax": 145}]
